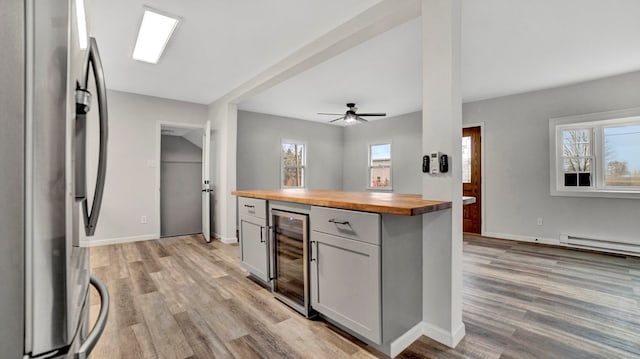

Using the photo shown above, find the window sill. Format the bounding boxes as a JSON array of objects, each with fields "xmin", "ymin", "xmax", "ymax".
[{"xmin": 551, "ymin": 188, "xmax": 640, "ymax": 199}]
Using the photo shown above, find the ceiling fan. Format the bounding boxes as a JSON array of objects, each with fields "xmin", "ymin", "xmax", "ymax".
[{"xmin": 318, "ymin": 103, "xmax": 386, "ymax": 124}]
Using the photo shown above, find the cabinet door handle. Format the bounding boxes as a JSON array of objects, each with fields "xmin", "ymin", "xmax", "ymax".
[
  {"xmin": 260, "ymin": 226, "xmax": 265, "ymax": 243},
  {"xmin": 328, "ymin": 219, "xmax": 349, "ymax": 225},
  {"xmin": 244, "ymin": 204, "xmax": 255, "ymax": 208}
]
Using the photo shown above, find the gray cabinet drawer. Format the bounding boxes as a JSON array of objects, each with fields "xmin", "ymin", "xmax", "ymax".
[
  {"xmin": 311, "ymin": 206, "xmax": 380, "ymax": 245},
  {"xmin": 239, "ymin": 197, "xmax": 266, "ymax": 219}
]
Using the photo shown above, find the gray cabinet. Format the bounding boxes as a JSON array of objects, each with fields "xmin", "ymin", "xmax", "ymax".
[
  {"xmin": 310, "ymin": 206, "xmax": 382, "ymax": 344},
  {"xmin": 239, "ymin": 197, "xmax": 269, "ymax": 282}
]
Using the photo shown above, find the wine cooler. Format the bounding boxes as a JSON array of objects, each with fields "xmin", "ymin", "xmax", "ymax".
[{"xmin": 269, "ymin": 209, "xmax": 312, "ymax": 317}]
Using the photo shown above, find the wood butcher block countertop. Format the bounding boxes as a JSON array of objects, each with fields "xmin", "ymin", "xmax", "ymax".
[{"xmin": 231, "ymin": 189, "xmax": 452, "ymax": 216}]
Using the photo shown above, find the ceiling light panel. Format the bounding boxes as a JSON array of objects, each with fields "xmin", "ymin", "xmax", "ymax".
[
  {"xmin": 75, "ymin": 0, "xmax": 88, "ymax": 49},
  {"xmin": 132, "ymin": 8, "xmax": 180, "ymax": 64}
]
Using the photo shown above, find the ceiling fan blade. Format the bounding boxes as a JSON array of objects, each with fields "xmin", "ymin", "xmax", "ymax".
[
  {"xmin": 357, "ymin": 113, "xmax": 386, "ymax": 117},
  {"xmin": 318, "ymin": 112, "xmax": 345, "ymax": 116},
  {"xmin": 329, "ymin": 116, "xmax": 345, "ymax": 123},
  {"xmin": 356, "ymin": 116, "xmax": 368, "ymax": 122}
]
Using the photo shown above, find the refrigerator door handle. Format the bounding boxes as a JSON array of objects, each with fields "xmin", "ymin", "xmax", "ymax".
[
  {"xmin": 75, "ymin": 274, "xmax": 110, "ymax": 359},
  {"xmin": 74, "ymin": 89, "xmax": 90, "ymax": 201},
  {"xmin": 78, "ymin": 37, "xmax": 109, "ymax": 236}
]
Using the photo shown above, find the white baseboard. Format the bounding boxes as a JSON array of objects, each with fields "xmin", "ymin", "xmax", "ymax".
[
  {"xmin": 483, "ymin": 231, "xmax": 559, "ymax": 246},
  {"xmin": 79, "ymin": 233, "xmax": 157, "ymax": 247},
  {"xmin": 422, "ymin": 321, "xmax": 466, "ymax": 348},
  {"xmin": 451, "ymin": 322, "xmax": 466, "ymax": 347},
  {"xmin": 390, "ymin": 322, "xmax": 424, "ymax": 358},
  {"xmin": 390, "ymin": 321, "xmax": 467, "ymax": 355},
  {"xmin": 213, "ymin": 232, "xmax": 238, "ymax": 244}
]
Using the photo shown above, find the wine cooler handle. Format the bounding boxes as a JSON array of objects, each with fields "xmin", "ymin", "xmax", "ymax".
[
  {"xmin": 310, "ymin": 241, "xmax": 316, "ymax": 262},
  {"xmin": 267, "ymin": 225, "xmax": 277, "ymax": 281}
]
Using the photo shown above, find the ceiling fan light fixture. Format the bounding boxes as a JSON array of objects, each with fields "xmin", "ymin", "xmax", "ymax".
[
  {"xmin": 320, "ymin": 103, "xmax": 385, "ymax": 125},
  {"xmin": 344, "ymin": 113, "xmax": 357, "ymax": 123}
]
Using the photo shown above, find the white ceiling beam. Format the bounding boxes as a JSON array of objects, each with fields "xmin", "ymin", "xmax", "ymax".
[{"xmin": 214, "ymin": 0, "xmax": 421, "ymax": 105}]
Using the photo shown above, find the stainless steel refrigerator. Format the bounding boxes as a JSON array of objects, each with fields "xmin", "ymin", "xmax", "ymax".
[{"xmin": 1, "ymin": 0, "xmax": 110, "ymax": 358}]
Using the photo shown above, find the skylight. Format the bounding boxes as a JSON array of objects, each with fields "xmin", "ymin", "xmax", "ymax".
[{"xmin": 132, "ymin": 8, "xmax": 180, "ymax": 64}]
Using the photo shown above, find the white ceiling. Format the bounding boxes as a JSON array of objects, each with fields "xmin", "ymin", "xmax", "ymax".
[
  {"xmin": 90, "ymin": 0, "xmax": 382, "ymax": 104},
  {"xmin": 91, "ymin": 0, "xmax": 640, "ymax": 121},
  {"xmin": 239, "ymin": 17, "xmax": 422, "ymax": 122}
]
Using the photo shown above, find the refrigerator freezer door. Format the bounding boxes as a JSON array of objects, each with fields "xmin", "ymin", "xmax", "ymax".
[{"xmin": 26, "ymin": 0, "xmax": 91, "ymax": 355}]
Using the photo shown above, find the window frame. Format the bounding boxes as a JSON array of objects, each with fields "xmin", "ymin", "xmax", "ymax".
[
  {"xmin": 549, "ymin": 107, "xmax": 640, "ymax": 199},
  {"xmin": 367, "ymin": 142, "xmax": 393, "ymax": 191},
  {"xmin": 280, "ymin": 139, "xmax": 306, "ymax": 189}
]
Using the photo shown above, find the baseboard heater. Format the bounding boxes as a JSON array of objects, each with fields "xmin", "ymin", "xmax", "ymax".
[{"xmin": 560, "ymin": 234, "xmax": 640, "ymax": 256}]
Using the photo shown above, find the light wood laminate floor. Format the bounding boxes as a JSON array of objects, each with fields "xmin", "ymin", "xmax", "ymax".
[{"xmin": 89, "ymin": 234, "xmax": 640, "ymax": 358}]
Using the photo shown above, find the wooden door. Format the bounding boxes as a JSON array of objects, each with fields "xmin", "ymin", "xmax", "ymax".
[{"xmin": 462, "ymin": 126, "xmax": 481, "ymax": 233}]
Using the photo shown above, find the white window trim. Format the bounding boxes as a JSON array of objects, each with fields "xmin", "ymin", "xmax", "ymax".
[
  {"xmin": 549, "ymin": 107, "xmax": 640, "ymax": 199},
  {"xmin": 281, "ymin": 139, "xmax": 306, "ymax": 189},
  {"xmin": 367, "ymin": 141, "xmax": 393, "ymax": 191}
]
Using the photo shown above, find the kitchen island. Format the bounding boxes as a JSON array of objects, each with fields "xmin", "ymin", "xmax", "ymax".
[
  {"xmin": 232, "ymin": 189, "xmax": 452, "ymax": 216},
  {"xmin": 232, "ymin": 189, "xmax": 454, "ymax": 357}
]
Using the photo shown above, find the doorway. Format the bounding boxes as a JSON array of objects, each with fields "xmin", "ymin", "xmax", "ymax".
[
  {"xmin": 462, "ymin": 126, "xmax": 482, "ymax": 234},
  {"xmin": 160, "ymin": 125, "xmax": 203, "ymax": 238}
]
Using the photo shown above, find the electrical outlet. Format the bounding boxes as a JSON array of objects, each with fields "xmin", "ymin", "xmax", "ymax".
[
  {"xmin": 141, "ymin": 215, "xmax": 148, "ymax": 224},
  {"xmin": 536, "ymin": 217, "xmax": 543, "ymax": 226}
]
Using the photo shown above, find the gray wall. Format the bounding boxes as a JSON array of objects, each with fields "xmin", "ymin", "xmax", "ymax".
[
  {"xmin": 237, "ymin": 110, "xmax": 344, "ymax": 190},
  {"xmin": 161, "ymin": 134, "xmax": 203, "ymax": 162},
  {"xmin": 463, "ymin": 70, "xmax": 640, "ymax": 244},
  {"xmin": 237, "ymin": 70, "xmax": 640, "ymax": 248},
  {"xmin": 161, "ymin": 135, "xmax": 203, "ymax": 237},
  {"xmin": 83, "ymin": 90, "xmax": 208, "ymax": 244},
  {"xmin": 343, "ymin": 112, "xmax": 422, "ymax": 193}
]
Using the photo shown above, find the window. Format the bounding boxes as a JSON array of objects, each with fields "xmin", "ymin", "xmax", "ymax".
[
  {"xmin": 281, "ymin": 141, "xmax": 305, "ymax": 188},
  {"xmin": 604, "ymin": 125, "xmax": 640, "ymax": 187},
  {"xmin": 462, "ymin": 136, "xmax": 471, "ymax": 183},
  {"xmin": 560, "ymin": 128, "xmax": 592, "ymax": 187},
  {"xmin": 550, "ymin": 108, "xmax": 640, "ymax": 198},
  {"xmin": 368, "ymin": 143, "xmax": 391, "ymax": 189}
]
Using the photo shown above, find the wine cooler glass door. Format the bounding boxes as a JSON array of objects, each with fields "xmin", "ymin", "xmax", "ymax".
[{"xmin": 271, "ymin": 210, "xmax": 309, "ymax": 316}]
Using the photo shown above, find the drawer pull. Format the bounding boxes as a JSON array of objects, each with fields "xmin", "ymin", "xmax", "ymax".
[
  {"xmin": 244, "ymin": 204, "xmax": 255, "ymax": 209},
  {"xmin": 328, "ymin": 219, "xmax": 349, "ymax": 225}
]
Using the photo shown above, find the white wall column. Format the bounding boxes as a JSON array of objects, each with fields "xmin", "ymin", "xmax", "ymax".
[
  {"xmin": 421, "ymin": 0, "xmax": 465, "ymax": 347},
  {"xmin": 209, "ymin": 101, "xmax": 238, "ymax": 242}
]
